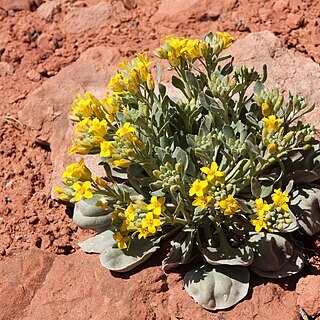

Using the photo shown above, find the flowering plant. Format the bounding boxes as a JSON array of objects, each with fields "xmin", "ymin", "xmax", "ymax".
[{"xmin": 56, "ymin": 32, "xmax": 320, "ymax": 310}]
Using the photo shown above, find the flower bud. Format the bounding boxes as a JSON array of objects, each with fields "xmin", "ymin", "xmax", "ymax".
[
  {"xmin": 153, "ymin": 170, "xmax": 161, "ymax": 178},
  {"xmin": 262, "ymin": 103, "xmax": 271, "ymax": 116},
  {"xmin": 175, "ymin": 162, "xmax": 183, "ymax": 173},
  {"xmin": 146, "ymin": 74, "xmax": 154, "ymax": 91},
  {"xmin": 170, "ymin": 185, "xmax": 179, "ymax": 192},
  {"xmin": 283, "ymin": 131, "xmax": 294, "ymax": 144},
  {"xmin": 268, "ymin": 143, "xmax": 277, "ymax": 154}
]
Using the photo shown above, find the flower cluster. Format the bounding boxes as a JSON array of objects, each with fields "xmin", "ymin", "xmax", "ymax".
[
  {"xmin": 112, "ymin": 196, "xmax": 165, "ymax": 249},
  {"xmin": 108, "ymin": 53, "xmax": 154, "ymax": 95},
  {"xmin": 57, "ymin": 31, "xmax": 319, "ymax": 312},
  {"xmin": 250, "ymin": 190, "xmax": 291, "ymax": 232}
]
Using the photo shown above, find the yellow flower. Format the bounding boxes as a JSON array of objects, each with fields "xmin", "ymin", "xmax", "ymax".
[
  {"xmin": 200, "ymin": 162, "xmax": 224, "ymax": 182},
  {"xmin": 254, "ymin": 198, "xmax": 270, "ymax": 216},
  {"xmin": 71, "ymin": 181, "xmax": 93, "ymax": 202},
  {"xmin": 141, "ymin": 212, "xmax": 161, "ymax": 234},
  {"xmin": 116, "ymin": 122, "xmax": 136, "ymax": 138},
  {"xmin": 108, "ymin": 74, "xmax": 125, "ymax": 93},
  {"xmin": 251, "ymin": 216, "xmax": 267, "ymax": 232},
  {"xmin": 113, "ymin": 232, "xmax": 130, "ymax": 249},
  {"xmin": 88, "ymin": 118, "xmax": 108, "ymax": 137},
  {"xmin": 62, "ymin": 158, "xmax": 91, "ymax": 181},
  {"xmin": 219, "ymin": 194, "xmax": 238, "ymax": 215},
  {"xmin": 271, "ymin": 189, "xmax": 290, "ymax": 211},
  {"xmin": 261, "ymin": 102, "xmax": 271, "ymax": 116},
  {"xmin": 68, "ymin": 144, "xmax": 92, "ymax": 155},
  {"xmin": 268, "ymin": 143, "xmax": 277, "ymax": 154},
  {"xmin": 54, "ymin": 187, "xmax": 71, "ymax": 201},
  {"xmin": 124, "ymin": 203, "xmax": 136, "ymax": 222},
  {"xmin": 113, "ymin": 159, "xmax": 131, "ymax": 167},
  {"xmin": 96, "ymin": 196, "xmax": 109, "ymax": 210},
  {"xmin": 137, "ymin": 227, "xmax": 149, "ymax": 240},
  {"xmin": 74, "ymin": 118, "xmax": 92, "ymax": 134},
  {"xmin": 147, "ymin": 196, "xmax": 165, "ymax": 216},
  {"xmin": 181, "ymin": 39, "xmax": 201, "ymax": 60},
  {"xmin": 192, "ymin": 196, "xmax": 213, "ymax": 209},
  {"xmin": 262, "ymin": 115, "xmax": 282, "ymax": 133},
  {"xmin": 100, "ymin": 141, "xmax": 115, "ymax": 158},
  {"xmin": 216, "ymin": 32, "xmax": 235, "ymax": 50},
  {"xmin": 189, "ymin": 179, "xmax": 208, "ymax": 197}
]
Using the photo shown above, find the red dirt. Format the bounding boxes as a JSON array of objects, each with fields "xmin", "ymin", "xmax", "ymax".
[{"xmin": 0, "ymin": 0, "xmax": 319, "ymax": 268}]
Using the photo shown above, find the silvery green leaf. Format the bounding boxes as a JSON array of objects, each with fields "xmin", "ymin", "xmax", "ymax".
[
  {"xmin": 252, "ymin": 248, "xmax": 304, "ymax": 278},
  {"xmin": 184, "ymin": 264, "xmax": 250, "ymax": 311},
  {"xmin": 172, "ymin": 75, "xmax": 186, "ymax": 93},
  {"xmin": 202, "ymin": 244, "xmax": 254, "ymax": 266},
  {"xmin": 185, "ymin": 70, "xmax": 199, "ymax": 90},
  {"xmin": 151, "ymin": 189, "xmax": 166, "ymax": 197},
  {"xmin": 162, "ymin": 231, "xmax": 195, "ymax": 271},
  {"xmin": 100, "ymin": 238, "xmax": 160, "ymax": 272},
  {"xmin": 79, "ymin": 229, "xmax": 115, "ymax": 254},
  {"xmin": 237, "ymin": 199, "xmax": 251, "ymax": 214},
  {"xmin": 246, "ymin": 232, "xmax": 294, "ymax": 273},
  {"xmin": 251, "ymin": 177, "xmax": 261, "ymax": 198},
  {"xmin": 73, "ymin": 200, "xmax": 111, "ymax": 232},
  {"xmin": 290, "ymin": 186, "xmax": 320, "ymax": 235},
  {"xmin": 254, "ymin": 81, "xmax": 265, "ymax": 94},
  {"xmin": 223, "ymin": 125, "xmax": 235, "ymax": 141}
]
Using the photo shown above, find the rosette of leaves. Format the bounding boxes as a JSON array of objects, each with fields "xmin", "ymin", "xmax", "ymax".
[{"xmin": 57, "ymin": 31, "xmax": 320, "ymax": 311}]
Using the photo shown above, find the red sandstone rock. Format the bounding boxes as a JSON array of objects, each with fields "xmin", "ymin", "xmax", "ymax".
[
  {"xmin": 18, "ymin": 46, "xmax": 120, "ymax": 195},
  {"xmin": 0, "ymin": 249, "xmax": 54, "ymax": 320},
  {"xmin": 0, "ymin": 249, "xmax": 301, "ymax": 320},
  {"xmin": 296, "ymin": 275, "xmax": 320, "ymax": 317}
]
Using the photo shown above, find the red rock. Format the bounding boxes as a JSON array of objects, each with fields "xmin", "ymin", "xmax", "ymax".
[
  {"xmin": 36, "ymin": 0, "xmax": 61, "ymax": 22},
  {"xmin": 0, "ymin": 0, "xmax": 42, "ymax": 12},
  {"xmin": 273, "ymin": 0, "xmax": 289, "ymax": 11},
  {"xmin": 36, "ymin": 33, "xmax": 57, "ymax": 52},
  {"xmin": 286, "ymin": 13, "xmax": 304, "ymax": 30},
  {"xmin": 26, "ymin": 69, "xmax": 41, "ymax": 82},
  {"xmin": 296, "ymin": 275, "xmax": 320, "ymax": 317},
  {"xmin": 0, "ymin": 249, "xmax": 301, "ymax": 320},
  {"xmin": 18, "ymin": 46, "xmax": 120, "ymax": 195},
  {"xmin": 62, "ymin": 2, "xmax": 121, "ymax": 36},
  {"xmin": 0, "ymin": 249, "xmax": 54, "ymax": 320},
  {"xmin": 0, "ymin": 62, "xmax": 14, "ymax": 77}
]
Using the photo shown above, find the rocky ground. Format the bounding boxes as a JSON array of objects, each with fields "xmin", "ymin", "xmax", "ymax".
[{"xmin": 0, "ymin": 0, "xmax": 320, "ymax": 319}]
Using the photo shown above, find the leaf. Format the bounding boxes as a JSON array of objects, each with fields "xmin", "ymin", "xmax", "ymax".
[
  {"xmin": 202, "ymin": 244, "xmax": 254, "ymax": 266},
  {"xmin": 245, "ymin": 232, "xmax": 303, "ymax": 277},
  {"xmin": 254, "ymin": 81, "xmax": 265, "ymax": 94},
  {"xmin": 251, "ymin": 177, "xmax": 261, "ymax": 198},
  {"xmin": 100, "ymin": 238, "xmax": 160, "ymax": 272},
  {"xmin": 184, "ymin": 264, "xmax": 250, "ymax": 311},
  {"xmin": 185, "ymin": 70, "xmax": 199, "ymax": 90},
  {"xmin": 162, "ymin": 231, "xmax": 195, "ymax": 271},
  {"xmin": 172, "ymin": 75, "xmax": 187, "ymax": 95},
  {"xmin": 223, "ymin": 125, "xmax": 235, "ymax": 141},
  {"xmin": 158, "ymin": 83, "xmax": 166, "ymax": 98},
  {"xmin": 79, "ymin": 229, "xmax": 115, "ymax": 253},
  {"xmin": 290, "ymin": 186, "xmax": 320, "ymax": 235},
  {"xmin": 237, "ymin": 199, "xmax": 252, "ymax": 214},
  {"xmin": 73, "ymin": 200, "xmax": 111, "ymax": 232}
]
